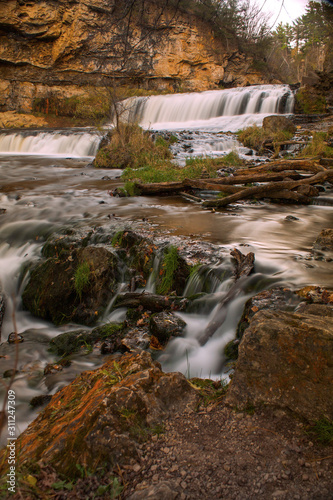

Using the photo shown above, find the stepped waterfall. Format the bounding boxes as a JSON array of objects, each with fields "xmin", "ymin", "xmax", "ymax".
[{"xmin": 130, "ymin": 84, "xmax": 294, "ymax": 132}]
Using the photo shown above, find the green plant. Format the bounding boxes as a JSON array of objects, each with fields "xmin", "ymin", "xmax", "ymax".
[
  {"xmin": 308, "ymin": 418, "xmax": 333, "ymax": 444},
  {"xmin": 298, "ymin": 131, "xmax": 333, "ymax": 158},
  {"xmin": 74, "ymin": 261, "xmax": 90, "ymax": 300},
  {"xmin": 157, "ymin": 246, "xmax": 179, "ymax": 295},
  {"xmin": 237, "ymin": 125, "xmax": 293, "ymax": 154}
]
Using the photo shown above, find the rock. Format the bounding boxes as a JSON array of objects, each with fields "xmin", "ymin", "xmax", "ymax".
[
  {"xmin": 22, "ymin": 246, "xmax": 121, "ymax": 325},
  {"xmin": 0, "ymin": 0, "xmax": 264, "ymax": 115},
  {"xmin": 149, "ymin": 312, "xmax": 186, "ymax": 346},
  {"xmin": 262, "ymin": 116, "xmax": 296, "ymax": 135},
  {"xmin": 7, "ymin": 332, "xmax": 24, "ymax": 343},
  {"xmin": 0, "ymin": 111, "xmax": 48, "ymax": 128},
  {"xmin": 49, "ymin": 323, "xmax": 125, "ymax": 356},
  {"xmin": 29, "ymin": 395, "xmax": 53, "ymax": 408},
  {"xmin": 313, "ymin": 228, "xmax": 333, "ymax": 252},
  {"xmin": 226, "ymin": 309, "xmax": 333, "ymax": 422},
  {"xmin": 296, "ymin": 185, "xmax": 319, "ymax": 197},
  {"xmin": 236, "ymin": 287, "xmax": 301, "ymax": 339},
  {"xmin": 127, "ymin": 481, "xmax": 179, "ymax": 500},
  {"xmin": 3, "ymin": 352, "xmax": 197, "ymax": 476}
]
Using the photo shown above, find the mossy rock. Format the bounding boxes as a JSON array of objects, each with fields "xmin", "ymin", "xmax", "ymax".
[
  {"xmin": 49, "ymin": 323, "xmax": 125, "ymax": 356},
  {"xmin": 295, "ymin": 88, "xmax": 327, "ymax": 114},
  {"xmin": 22, "ymin": 246, "xmax": 120, "ymax": 326}
]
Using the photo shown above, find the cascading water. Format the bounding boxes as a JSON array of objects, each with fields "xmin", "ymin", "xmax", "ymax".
[
  {"xmin": 0, "ymin": 84, "xmax": 332, "ymax": 442},
  {"xmin": 130, "ymin": 84, "xmax": 294, "ymax": 132},
  {"xmin": 0, "ymin": 129, "xmax": 102, "ymax": 157}
]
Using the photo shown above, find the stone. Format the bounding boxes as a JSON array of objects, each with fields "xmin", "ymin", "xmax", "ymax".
[
  {"xmin": 22, "ymin": 246, "xmax": 121, "ymax": 326},
  {"xmin": 149, "ymin": 312, "xmax": 186, "ymax": 346},
  {"xmin": 226, "ymin": 309, "xmax": 333, "ymax": 422},
  {"xmin": 2, "ymin": 352, "xmax": 197, "ymax": 475},
  {"xmin": 313, "ymin": 228, "xmax": 333, "ymax": 252},
  {"xmin": 0, "ymin": 0, "xmax": 265, "ymax": 115},
  {"xmin": 262, "ymin": 115, "xmax": 296, "ymax": 135},
  {"xmin": 127, "ymin": 481, "xmax": 178, "ymax": 500}
]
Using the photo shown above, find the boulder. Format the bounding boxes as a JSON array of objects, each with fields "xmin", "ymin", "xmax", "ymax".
[
  {"xmin": 226, "ymin": 309, "xmax": 333, "ymax": 422},
  {"xmin": 49, "ymin": 323, "xmax": 126, "ymax": 356},
  {"xmin": 149, "ymin": 312, "xmax": 186, "ymax": 346},
  {"xmin": 2, "ymin": 352, "xmax": 197, "ymax": 476},
  {"xmin": 262, "ymin": 115, "xmax": 296, "ymax": 135},
  {"xmin": 22, "ymin": 246, "xmax": 120, "ymax": 325}
]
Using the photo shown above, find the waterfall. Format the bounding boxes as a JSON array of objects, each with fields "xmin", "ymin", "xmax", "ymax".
[
  {"xmin": 129, "ymin": 84, "xmax": 294, "ymax": 132},
  {"xmin": 0, "ymin": 130, "xmax": 102, "ymax": 157}
]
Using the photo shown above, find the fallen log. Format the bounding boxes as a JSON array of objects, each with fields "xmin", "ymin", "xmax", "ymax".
[
  {"xmin": 229, "ymin": 159, "xmax": 324, "ymax": 176},
  {"xmin": 114, "ymin": 292, "xmax": 189, "ymax": 312},
  {"xmin": 198, "ymin": 249, "xmax": 255, "ymax": 346},
  {"xmin": 211, "ymin": 171, "xmax": 302, "ymax": 185},
  {"xmin": 202, "ymin": 170, "xmax": 332, "ymax": 209}
]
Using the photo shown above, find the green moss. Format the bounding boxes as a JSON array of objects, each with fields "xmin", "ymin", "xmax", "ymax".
[
  {"xmin": 74, "ymin": 261, "xmax": 90, "ymax": 300},
  {"xmin": 157, "ymin": 246, "xmax": 179, "ymax": 295},
  {"xmin": 295, "ymin": 88, "xmax": 327, "ymax": 114}
]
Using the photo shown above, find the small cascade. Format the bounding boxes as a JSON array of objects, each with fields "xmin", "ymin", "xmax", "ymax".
[
  {"xmin": 0, "ymin": 129, "xmax": 102, "ymax": 157},
  {"xmin": 129, "ymin": 84, "xmax": 294, "ymax": 132}
]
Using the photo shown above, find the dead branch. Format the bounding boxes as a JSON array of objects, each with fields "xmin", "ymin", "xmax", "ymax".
[{"xmin": 202, "ymin": 170, "xmax": 332, "ymax": 209}]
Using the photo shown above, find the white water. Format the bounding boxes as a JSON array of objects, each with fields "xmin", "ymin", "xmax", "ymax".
[
  {"xmin": 0, "ymin": 130, "xmax": 101, "ymax": 157},
  {"xmin": 131, "ymin": 84, "xmax": 294, "ymax": 132},
  {"xmin": 0, "ymin": 84, "xmax": 332, "ymax": 440}
]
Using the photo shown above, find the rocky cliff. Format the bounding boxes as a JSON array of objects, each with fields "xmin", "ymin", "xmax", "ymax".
[{"xmin": 0, "ymin": 0, "xmax": 265, "ymax": 114}]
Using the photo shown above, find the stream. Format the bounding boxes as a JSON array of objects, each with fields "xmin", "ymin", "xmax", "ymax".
[{"xmin": 0, "ymin": 84, "xmax": 333, "ymax": 442}]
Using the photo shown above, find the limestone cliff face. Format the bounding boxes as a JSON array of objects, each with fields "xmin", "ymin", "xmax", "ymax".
[{"xmin": 0, "ymin": 0, "xmax": 265, "ymax": 113}]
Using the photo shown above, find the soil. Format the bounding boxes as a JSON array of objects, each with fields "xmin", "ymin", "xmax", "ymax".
[
  {"xmin": 121, "ymin": 404, "xmax": 333, "ymax": 500},
  {"xmin": 44, "ymin": 402, "xmax": 333, "ymax": 500}
]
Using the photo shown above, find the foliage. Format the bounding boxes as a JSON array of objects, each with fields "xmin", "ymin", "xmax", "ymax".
[
  {"xmin": 308, "ymin": 418, "xmax": 333, "ymax": 445},
  {"xmin": 237, "ymin": 125, "xmax": 293, "ymax": 154},
  {"xmin": 157, "ymin": 246, "xmax": 180, "ymax": 295},
  {"xmin": 74, "ymin": 261, "xmax": 91, "ymax": 300},
  {"xmin": 297, "ymin": 131, "xmax": 333, "ymax": 158},
  {"xmin": 94, "ymin": 124, "xmax": 172, "ymax": 169},
  {"xmin": 295, "ymin": 88, "xmax": 327, "ymax": 114},
  {"xmin": 122, "ymin": 151, "xmax": 243, "ymax": 184},
  {"xmin": 190, "ymin": 377, "xmax": 228, "ymax": 407}
]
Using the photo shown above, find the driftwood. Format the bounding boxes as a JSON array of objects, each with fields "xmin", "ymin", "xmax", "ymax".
[
  {"xmin": 202, "ymin": 170, "xmax": 332, "ymax": 209},
  {"xmin": 212, "ymin": 171, "xmax": 302, "ymax": 185},
  {"xmin": 198, "ymin": 249, "xmax": 255, "ymax": 346},
  {"xmin": 114, "ymin": 292, "xmax": 188, "ymax": 312}
]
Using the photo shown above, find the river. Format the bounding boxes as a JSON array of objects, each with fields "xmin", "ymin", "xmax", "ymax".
[{"xmin": 0, "ymin": 84, "xmax": 332, "ymax": 441}]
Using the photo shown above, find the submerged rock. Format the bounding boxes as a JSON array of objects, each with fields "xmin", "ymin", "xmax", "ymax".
[
  {"xmin": 313, "ymin": 228, "xmax": 333, "ymax": 252},
  {"xmin": 4, "ymin": 352, "xmax": 197, "ymax": 476},
  {"xmin": 226, "ymin": 309, "xmax": 333, "ymax": 422}
]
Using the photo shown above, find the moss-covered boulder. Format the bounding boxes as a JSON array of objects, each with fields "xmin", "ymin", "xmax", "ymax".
[
  {"xmin": 295, "ymin": 87, "xmax": 327, "ymax": 114},
  {"xmin": 22, "ymin": 246, "xmax": 121, "ymax": 326},
  {"xmin": 49, "ymin": 323, "xmax": 126, "ymax": 356},
  {"xmin": 1, "ymin": 352, "xmax": 197, "ymax": 476}
]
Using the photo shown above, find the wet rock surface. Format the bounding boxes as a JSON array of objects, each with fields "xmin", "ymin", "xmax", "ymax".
[{"xmin": 149, "ymin": 312, "xmax": 186, "ymax": 346}]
